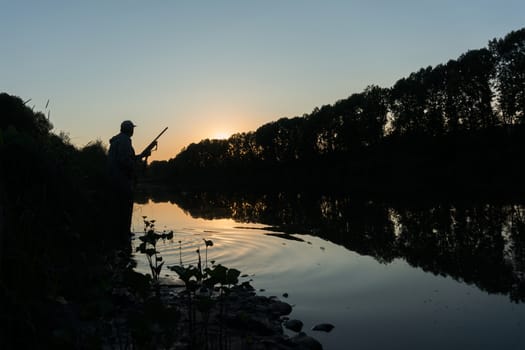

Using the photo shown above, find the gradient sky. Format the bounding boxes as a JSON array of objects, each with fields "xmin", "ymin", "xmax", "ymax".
[{"xmin": 2, "ymin": 1, "xmax": 524, "ymax": 161}]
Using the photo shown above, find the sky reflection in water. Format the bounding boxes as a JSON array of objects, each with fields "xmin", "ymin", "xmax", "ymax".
[{"xmin": 132, "ymin": 199, "xmax": 525, "ymax": 350}]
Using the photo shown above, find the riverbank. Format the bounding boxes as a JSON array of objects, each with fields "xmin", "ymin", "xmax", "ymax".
[{"xmin": 99, "ymin": 249, "xmax": 323, "ymax": 350}]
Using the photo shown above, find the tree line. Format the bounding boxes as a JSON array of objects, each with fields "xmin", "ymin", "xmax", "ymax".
[{"xmin": 147, "ymin": 28, "xmax": 525, "ymax": 195}]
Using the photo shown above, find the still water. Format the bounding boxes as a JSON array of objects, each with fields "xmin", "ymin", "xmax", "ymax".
[{"xmin": 131, "ymin": 192, "xmax": 525, "ymax": 350}]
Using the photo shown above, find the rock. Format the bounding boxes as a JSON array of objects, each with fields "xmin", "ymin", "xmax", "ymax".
[
  {"xmin": 269, "ymin": 300, "xmax": 292, "ymax": 317},
  {"xmin": 291, "ymin": 332, "xmax": 323, "ymax": 350},
  {"xmin": 312, "ymin": 323, "xmax": 334, "ymax": 332},
  {"xmin": 284, "ymin": 319, "xmax": 303, "ymax": 332},
  {"xmin": 224, "ymin": 313, "xmax": 276, "ymax": 336}
]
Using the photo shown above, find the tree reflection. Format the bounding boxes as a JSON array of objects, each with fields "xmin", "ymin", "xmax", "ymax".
[
  {"xmin": 137, "ymin": 190, "xmax": 525, "ymax": 302},
  {"xmin": 395, "ymin": 204, "xmax": 514, "ymax": 298}
]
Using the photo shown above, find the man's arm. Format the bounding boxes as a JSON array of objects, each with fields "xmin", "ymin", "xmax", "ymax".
[{"xmin": 136, "ymin": 141, "xmax": 157, "ymax": 160}]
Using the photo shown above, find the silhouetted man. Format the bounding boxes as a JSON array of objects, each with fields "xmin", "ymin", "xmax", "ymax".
[{"xmin": 108, "ymin": 120, "xmax": 154, "ymax": 244}]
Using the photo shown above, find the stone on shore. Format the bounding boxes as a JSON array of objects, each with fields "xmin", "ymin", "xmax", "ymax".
[
  {"xmin": 284, "ymin": 319, "xmax": 303, "ymax": 332},
  {"xmin": 312, "ymin": 323, "xmax": 335, "ymax": 332},
  {"xmin": 291, "ymin": 332, "xmax": 323, "ymax": 350}
]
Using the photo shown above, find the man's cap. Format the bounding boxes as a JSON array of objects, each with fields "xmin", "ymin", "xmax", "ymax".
[{"xmin": 121, "ymin": 120, "xmax": 136, "ymax": 130}]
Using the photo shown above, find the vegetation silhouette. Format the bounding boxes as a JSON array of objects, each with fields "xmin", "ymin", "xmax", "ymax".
[
  {"xmin": 146, "ymin": 28, "xmax": 525, "ymax": 197},
  {"xmin": 0, "ymin": 93, "xmax": 122, "ymax": 348},
  {"xmin": 0, "ymin": 94, "xmax": 300, "ymax": 349},
  {"xmin": 2, "ymin": 25, "xmax": 524, "ymax": 348},
  {"xmin": 137, "ymin": 190, "xmax": 525, "ymax": 303}
]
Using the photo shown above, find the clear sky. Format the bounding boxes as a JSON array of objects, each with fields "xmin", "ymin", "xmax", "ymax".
[{"xmin": 2, "ymin": 0, "xmax": 524, "ymax": 161}]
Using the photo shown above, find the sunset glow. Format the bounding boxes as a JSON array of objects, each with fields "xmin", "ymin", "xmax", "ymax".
[
  {"xmin": 213, "ymin": 131, "xmax": 231, "ymax": 140},
  {"xmin": 2, "ymin": 2, "xmax": 524, "ymax": 161}
]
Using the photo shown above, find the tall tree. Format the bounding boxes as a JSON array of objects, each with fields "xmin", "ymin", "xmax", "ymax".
[
  {"xmin": 490, "ymin": 28, "xmax": 525, "ymax": 124},
  {"xmin": 390, "ymin": 67, "xmax": 431, "ymax": 135},
  {"xmin": 448, "ymin": 49, "xmax": 497, "ymax": 130}
]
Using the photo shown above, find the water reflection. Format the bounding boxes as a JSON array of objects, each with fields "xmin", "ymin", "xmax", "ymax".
[{"xmin": 136, "ymin": 190, "xmax": 525, "ymax": 303}]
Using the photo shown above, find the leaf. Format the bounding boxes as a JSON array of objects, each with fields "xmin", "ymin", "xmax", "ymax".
[
  {"xmin": 160, "ymin": 231, "xmax": 172, "ymax": 240},
  {"xmin": 136, "ymin": 242, "xmax": 147, "ymax": 253},
  {"xmin": 145, "ymin": 248, "xmax": 157, "ymax": 257},
  {"xmin": 169, "ymin": 265, "xmax": 186, "ymax": 275},
  {"xmin": 170, "ymin": 265, "xmax": 200, "ymax": 285},
  {"xmin": 155, "ymin": 262, "xmax": 165, "ymax": 276},
  {"xmin": 226, "ymin": 268, "xmax": 241, "ymax": 285},
  {"xmin": 204, "ymin": 264, "xmax": 231, "ymax": 286}
]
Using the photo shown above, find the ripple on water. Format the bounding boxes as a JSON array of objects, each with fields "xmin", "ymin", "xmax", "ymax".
[{"xmin": 132, "ymin": 226, "xmax": 303, "ymax": 281}]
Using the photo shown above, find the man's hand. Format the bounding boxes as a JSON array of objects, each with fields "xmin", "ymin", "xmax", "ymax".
[{"xmin": 139, "ymin": 141, "xmax": 157, "ymax": 159}]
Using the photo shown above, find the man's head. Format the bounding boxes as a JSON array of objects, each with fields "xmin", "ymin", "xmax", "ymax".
[{"xmin": 120, "ymin": 120, "xmax": 136, "ymax": 136}]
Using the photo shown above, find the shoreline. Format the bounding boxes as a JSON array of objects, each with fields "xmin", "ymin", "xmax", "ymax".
[{"xmin": 105, "ymin": 250, "xmax": 324, "ymax": 350}]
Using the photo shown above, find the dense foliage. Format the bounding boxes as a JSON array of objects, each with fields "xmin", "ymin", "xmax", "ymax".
[
  {"xmin": 148, "ymin": 28, "xmax": 525, "ymax": 195},
  {"xmin": 0, "ymin": 93, "xmax": 116, "ymax": 348}
]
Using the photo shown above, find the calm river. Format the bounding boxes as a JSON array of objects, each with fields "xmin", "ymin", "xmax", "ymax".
[{"xmin": 131, "ymin": 191, "xmax": 525, "ymax": 350}]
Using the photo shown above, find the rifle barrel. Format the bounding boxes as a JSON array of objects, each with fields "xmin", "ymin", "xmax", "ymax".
[
  {"xmin": 155, "ymin": 127, "xmax": 168, "ymax": 140},
  {"xmin": 142, "ymin": 127, "xmax": 168, "ymax": 156}
]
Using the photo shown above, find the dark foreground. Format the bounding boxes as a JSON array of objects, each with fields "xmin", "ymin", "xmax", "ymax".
[{"xmin": 48, "ymin": 246, "xmax": 321, "ymax": 350}]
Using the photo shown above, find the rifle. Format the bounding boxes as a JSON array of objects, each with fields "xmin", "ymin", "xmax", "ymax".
[{"xmin": 141, "ymin": 127, "xmax": 168, "ymax": 161}]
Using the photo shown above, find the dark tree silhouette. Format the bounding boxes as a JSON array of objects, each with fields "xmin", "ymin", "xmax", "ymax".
[
  {"xmin": 490, "ymin": 28, "xmax": 525, "ymax": 124},
  {"xmin": 144, "ymin": 28, "xmax": 525, "ymax": 196}
]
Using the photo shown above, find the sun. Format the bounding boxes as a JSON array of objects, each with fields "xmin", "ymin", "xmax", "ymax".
[{"xmin": 213, "ymin": 131, "xmax": 231, "ymax": 140}]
